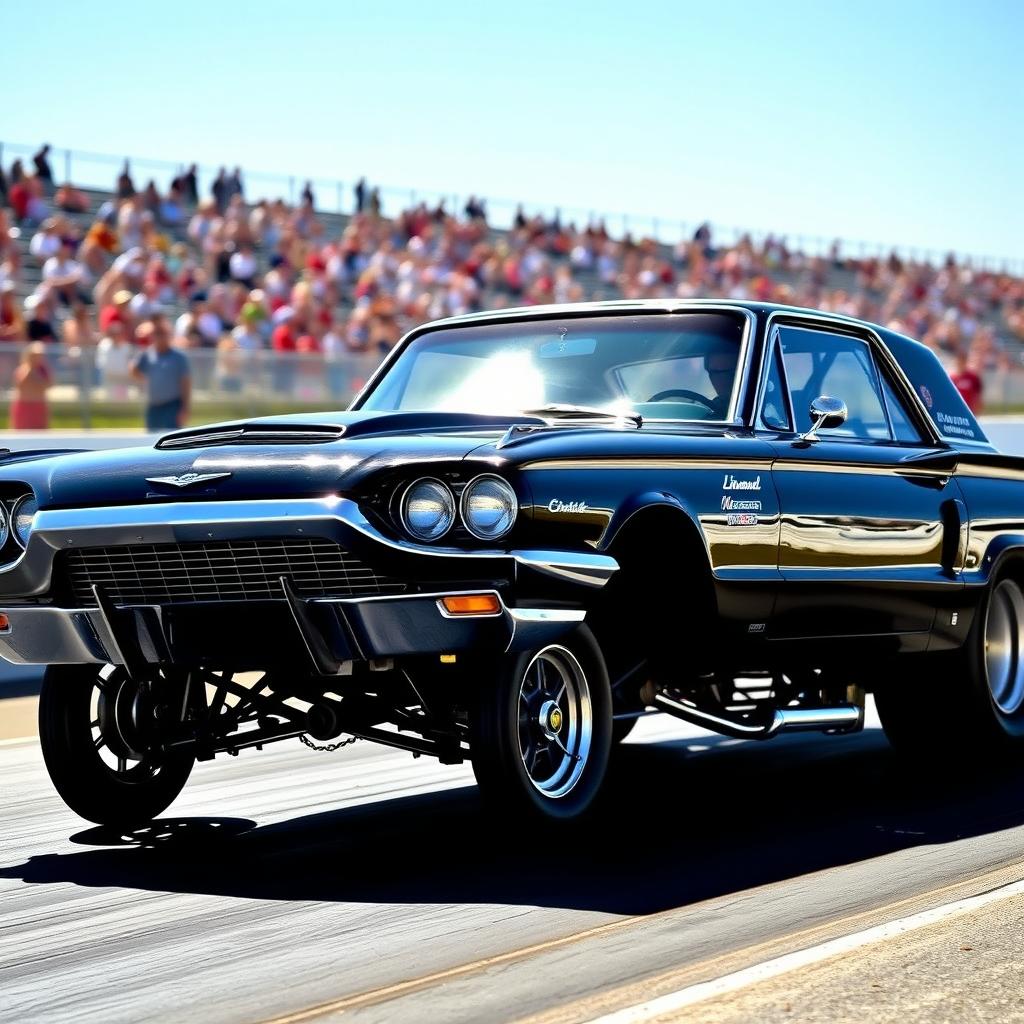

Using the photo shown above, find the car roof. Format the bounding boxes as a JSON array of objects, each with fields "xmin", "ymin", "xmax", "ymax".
[
  {"xmin": 424, "ymin": 298, "xmax": 874, "ymax": 332},
  {"xmin": 416, "ymin": 298, "xmax": 942, "ymax": 370}
]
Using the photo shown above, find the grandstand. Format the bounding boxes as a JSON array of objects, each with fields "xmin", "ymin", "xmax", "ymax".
[{"xmin": 2, "ymin": 141, "xmax": 1024, "ymax": 422}]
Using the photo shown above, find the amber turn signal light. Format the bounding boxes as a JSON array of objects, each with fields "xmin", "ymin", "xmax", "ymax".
[{"xmin": 440, "ymin": 594, "xmax": 501, "ymax": 616}]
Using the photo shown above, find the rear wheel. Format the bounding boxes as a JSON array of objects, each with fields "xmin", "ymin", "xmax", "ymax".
[
  {"xmin": 876, "ymin": 573, "xmax": 1024, "ymax": 759},
  {"xmin": 470, "ymin": 625, "xmax": 612, "ymax": 822},
  {"xmin": 39, "ymin": 664, "xmax": 195, "ymax": 826}
]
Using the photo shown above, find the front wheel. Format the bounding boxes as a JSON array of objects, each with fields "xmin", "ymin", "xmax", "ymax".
[
  {"xmin": 470, "ymin": 625, "xmax": 612, "ymax": 822},
  {"xmin": 39, "ymin": 664, "xmax": 195, "ymax": 826}
]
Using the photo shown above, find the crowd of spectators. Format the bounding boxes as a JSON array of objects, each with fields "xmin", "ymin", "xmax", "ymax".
[{"xmin": 2, "ymin": 142, "xmax": 1023, "ymax": 422}]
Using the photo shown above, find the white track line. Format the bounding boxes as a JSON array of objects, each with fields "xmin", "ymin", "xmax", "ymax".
[
  {"xmin": 0, "ymin": 735, "xmax": 35, "ymax": 748},
  {"xmin": 584, "ymin": 877, "xmax": 1024, "ymax": 1024}
]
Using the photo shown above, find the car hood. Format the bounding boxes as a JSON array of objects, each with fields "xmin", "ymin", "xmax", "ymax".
[
  {"xmin": 4, "ymin": 409, "xmax": 767, "ymax": 510},
  {"xmin": 18, "ymin": 412, "xmax": 534, "ymax": 510}
]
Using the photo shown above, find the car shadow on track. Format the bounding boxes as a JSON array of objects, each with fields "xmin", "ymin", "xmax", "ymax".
[{"xmin": 5, "ymin": 729, "xmax": 1024, "ymax": 915}]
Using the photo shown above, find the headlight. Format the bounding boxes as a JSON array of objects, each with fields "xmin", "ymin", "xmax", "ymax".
[
  {"xmin": 0, "ymin": 505, "xmax": 7, "ymax": 550},
  {"xmin": 12, "ymin": 495, "xmax": 38, "ymax": 548},
  {"xmin": 400, "ymin": 478, "xmax": 456, "ymax": 542},
  {"xmin": 461, "ymin": 475, "xmax": 518, "ymax": 541}
]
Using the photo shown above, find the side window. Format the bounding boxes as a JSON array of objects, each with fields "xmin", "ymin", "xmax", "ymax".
[
  {"xmin": 759, "ymin": 341, "xmax": 791, "ymax": 431},
  {"xmin": 778, "ymin": 326, "xmax": 891, "ymax": 440},
  {"xmin": 880, "ymin": 373, "xmax": 924, "ymax": 444}
]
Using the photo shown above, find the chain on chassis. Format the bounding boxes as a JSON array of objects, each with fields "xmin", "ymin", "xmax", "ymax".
[{"xmin": 93, "ymin": 657, "xmax": 480, "ymax": 768}]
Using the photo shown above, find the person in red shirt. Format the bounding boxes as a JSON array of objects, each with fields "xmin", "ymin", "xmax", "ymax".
[
  {"xmin": 271, "ymin": 310, "xmax": 297, "ymax": 352},
  {"xmin": 8, "ymin": 180, "xmax": 31, "ymax": 222},
  {"xmin": 270, "ymin": 308, "xmax": 297, "ymax": 395},
  {"xmin": 950, "ymin": 350, "xmax": 983, "ymax": 414}
]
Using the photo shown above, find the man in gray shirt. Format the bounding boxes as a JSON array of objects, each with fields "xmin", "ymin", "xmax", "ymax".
[{"xmin": 131, "ymin": 314, "xmax": 192, "ymax": 430}]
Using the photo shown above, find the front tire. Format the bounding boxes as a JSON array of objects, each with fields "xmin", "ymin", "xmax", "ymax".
[
  {"xmin": 876, "ymin": 573, "xmax": 1024, "ymax": 760},
  {"xmin": 39, "ymin": 665, "xmax": 195, "ymax": 826},
  {"xmin": 470, "ymin": 625, "xmax": 612, "ymax": 822}
]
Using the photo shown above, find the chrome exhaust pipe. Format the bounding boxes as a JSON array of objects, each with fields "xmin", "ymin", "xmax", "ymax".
[
  {"xmin": 652, "ymin": 693, "xmax": 863, "ymax": 740},
  {"xmin": 773, "ymin": 705, "xmax": 863, "ymax": 734}
]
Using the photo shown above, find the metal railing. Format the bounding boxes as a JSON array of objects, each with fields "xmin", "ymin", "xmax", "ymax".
[
  {"xmin": 0, "ymin": 344, "xmax": 384, "ymax": 428},
  {"xmin": 3, "ymin": 139, "xmax": 1022, "ymax": 275},
  {"xmin": 2, "ymin": 343, "xmax": 1024, "ymax": 429}
]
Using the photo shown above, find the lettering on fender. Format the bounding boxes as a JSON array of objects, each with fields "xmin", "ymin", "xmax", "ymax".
[
  {"xmin": 722, "ymin": 496, "xmax": 762, "ymax": 512},
  {"xmin": 722, "ymin": 474, "xmax": 761, "ymax": 491},
  {"xmin": 547, "ymin": 499, "xmax": 590, "ymax": 514},
  {"xmin": 726, "ymin": 513, "xmax": 759, "ymax": 526}
]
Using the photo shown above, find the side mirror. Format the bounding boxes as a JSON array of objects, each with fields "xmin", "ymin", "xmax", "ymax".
[{"xmin": 801, "ymin": 396, "xmax": 847, "ymax": 442}]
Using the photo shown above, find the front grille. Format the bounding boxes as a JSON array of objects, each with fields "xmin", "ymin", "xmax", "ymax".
[{"xmin": 63, "ymin": 538, "xmax": 406, "ymax": 606}]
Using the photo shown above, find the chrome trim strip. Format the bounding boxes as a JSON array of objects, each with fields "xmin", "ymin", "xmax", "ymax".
[
  {"xmin": 519, "ymin": 458, "xmax": 772, "ymax": 472},
  {"xmin": 956, "ymin": 464, "xmax": 1024, "ymax": 482},
  {"xmin": 772, "ymin": 459, "xmax": 950, "ymax": 479},
  {"xmin": 508, "ymin": 607, "xmax": 586, "ymax": 623},
  {"xmin": 513, "ymin": 549, "xmax": 618, "ymax": 586}
]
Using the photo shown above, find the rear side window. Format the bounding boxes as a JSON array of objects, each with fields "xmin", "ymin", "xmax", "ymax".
[
  {"xmin": 880, "ymin": 373, "xmax": 924, "ymax": 443},
  {"xmin": 778, "ymin": 327, "xmax": 890, "ymax": 440},
  {"xmin": 883, "ymin": 331, "xmax": 987, "ymax": 443}
]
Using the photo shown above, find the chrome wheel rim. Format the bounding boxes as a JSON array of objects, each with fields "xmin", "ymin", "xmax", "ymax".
[
  {"xmin": 516, "ymin": 645, "xmax": 592, "ymax": 799},
  {"xmin": 90, "ymin": 666, "xmax": 164, "ymax": 781},
  {"xmin": 985, "ymin": 579, "xmax": 1024, "ymax": 716}
]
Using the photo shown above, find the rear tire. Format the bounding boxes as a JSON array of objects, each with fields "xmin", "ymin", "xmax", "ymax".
[
  {"xmin": 470, "ymin": 625, "xmax": 612, "ymax": 822},
  {"xmin": 876, "ymin": 572, "xmax": 1024, "ymax": 760},
  {"xmin": 39, "ymin": 665, "xmax": 195, "ymax": 826}
]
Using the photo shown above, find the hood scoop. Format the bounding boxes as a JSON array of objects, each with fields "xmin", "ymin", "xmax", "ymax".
[
  {"xmin": 156, "ymin": 410, "xmax": 547, "ymax": 451},
  {"xmin": 157, "ymin": 423, "xmax": 347, "ymax": 450}
]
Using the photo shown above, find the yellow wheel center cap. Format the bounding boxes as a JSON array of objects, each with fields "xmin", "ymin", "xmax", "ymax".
[{"xmin": 548, "ymin": 706, "xmax": 563, "ymax": 733}]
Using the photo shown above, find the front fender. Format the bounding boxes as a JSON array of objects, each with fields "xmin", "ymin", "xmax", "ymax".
[{"xmin": 598, "ymin": 490, "xmax": 706, "ymax": 559}]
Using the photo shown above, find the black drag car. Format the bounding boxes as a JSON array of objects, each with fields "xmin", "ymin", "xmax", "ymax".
[{"xmin": 1, "ymin": 300, "xmax": 1021, "ymax": 824}]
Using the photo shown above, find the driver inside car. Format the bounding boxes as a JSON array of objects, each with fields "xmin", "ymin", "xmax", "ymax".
[{"xmin": 703, "ymin": 347, "xmax": 738, "ymax": 418}]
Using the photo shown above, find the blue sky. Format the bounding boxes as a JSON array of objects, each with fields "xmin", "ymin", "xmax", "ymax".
[{"xmin": 5, "ymin": 0, "xmax": 1022, "ymax": 262}]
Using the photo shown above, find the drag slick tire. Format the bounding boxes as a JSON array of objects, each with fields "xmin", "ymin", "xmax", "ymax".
[
  {"xmin": 470, "ymin": 625, "xmax": 613, "ymax": 822},
  {"xmin": 876, "ymin": 571, "xmax": 1024, "ymax": 760},
  {"xmin": 39, "ymin": 664, "xmax": 195, "ymax": 826}
]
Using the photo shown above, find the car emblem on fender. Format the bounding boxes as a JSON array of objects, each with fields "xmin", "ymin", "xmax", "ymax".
[{"xmin": 145, "ymin": 471, "xmax": 233, "ymax": 488}]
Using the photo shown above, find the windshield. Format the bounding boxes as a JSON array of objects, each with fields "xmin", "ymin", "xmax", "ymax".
[{"xmin": 357, "ymin": 312, "xmax": 748, "ymax": 422}]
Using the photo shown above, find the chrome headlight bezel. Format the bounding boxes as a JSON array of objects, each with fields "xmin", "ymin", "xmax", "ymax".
[
  {"xmin": 460, "ymin": 474, "xmax": 518, "ymax": 541},
  {"xmin": 12, "ymin": 494, "xmax": 38, "ymax": 549},
  {"xmin": 0, "ymin": 504, "xmax": 8, "ymax": 551},
  {"xmin": 399, "ymin": 477, "xmax": 457, "ymax": 542}
]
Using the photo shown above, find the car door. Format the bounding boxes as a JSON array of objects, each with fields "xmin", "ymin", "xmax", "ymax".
[{"xmin": 759, "ymin": 319, "xmax": 964, "ymax": 646}]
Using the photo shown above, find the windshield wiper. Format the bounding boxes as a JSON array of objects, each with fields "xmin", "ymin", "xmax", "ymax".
[
  {"xmin": 496, "ymin": 404, "xmax": 643, "ymax": 448},
  {"xmin": 519, "ymin": 404, "xmax": 643, "ymax": 428}
]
